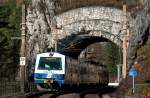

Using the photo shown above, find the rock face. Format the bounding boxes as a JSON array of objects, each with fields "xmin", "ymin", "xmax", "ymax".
[
  {"xmin": 127, "ymin": 0, "xmax": 150, "ymax": 66},
  {"xmin": 26, "ymin": 0, "xmax": 57, "ymax": 63}
]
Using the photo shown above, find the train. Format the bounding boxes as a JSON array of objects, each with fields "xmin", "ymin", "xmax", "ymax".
[{"xmin": 33, "ymin": 52, "xmax": 109, "ymax": 91}]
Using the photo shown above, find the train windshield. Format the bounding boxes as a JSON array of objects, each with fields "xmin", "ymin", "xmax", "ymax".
[{"xmin": 38, "ymin": 57, "xmax": 62, "ymax": 70}]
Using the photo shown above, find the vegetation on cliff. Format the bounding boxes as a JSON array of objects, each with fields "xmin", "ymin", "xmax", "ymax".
[
  {"xmin": 137, "ymin": 44, "xmax": 150, "ymax": 81},
  {"xmin": 0, "ymin": 0, "xmax": 21, "ymax": 80}
]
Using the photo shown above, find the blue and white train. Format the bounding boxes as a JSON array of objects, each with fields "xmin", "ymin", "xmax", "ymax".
[
  {"xmin": 34, "ymin": 52, "xmax": 65, "ymax": 90},
  {"xmin": 33, "ymin": 52, "xmax": 109, "ymax": 91}
]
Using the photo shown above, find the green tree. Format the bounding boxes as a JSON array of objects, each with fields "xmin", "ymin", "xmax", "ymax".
[{"xmin": 0, "ymin": 0, "xmax": 21, "ymax": 80}]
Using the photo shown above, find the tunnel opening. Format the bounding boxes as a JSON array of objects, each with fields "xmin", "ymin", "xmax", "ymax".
[
  {"xmin": 78, "ymin": 42, "xmax": 122, "ymax": 83},
  {"xmin": 58, "ymin": 35, "xmax": 110, "ymax": 59},
  {"xmin": 58, "ymin": 34, "xmax": 122, "ymax": 83}
]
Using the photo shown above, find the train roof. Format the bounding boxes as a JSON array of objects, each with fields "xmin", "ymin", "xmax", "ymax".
[{"xmin": 36, "ymin": 52, "xmax": 65, "ymax": 57}]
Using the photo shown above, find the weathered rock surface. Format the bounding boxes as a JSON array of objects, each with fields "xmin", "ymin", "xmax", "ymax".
[
  {"xmin": 127, "ymin": 0, "xmax": 150, "ymax": 66},
  {"xmin": 26, "ymin": 0, "xmax": 57, "ymax": 64}
]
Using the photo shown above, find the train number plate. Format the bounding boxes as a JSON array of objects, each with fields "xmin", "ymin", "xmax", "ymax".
[{"xmin": 44, "ymin": 79, "xmax": 53, "ymax": 83}]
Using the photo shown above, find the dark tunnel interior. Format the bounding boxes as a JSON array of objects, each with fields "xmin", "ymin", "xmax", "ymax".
[{"xmin": 58, "ymin": 35, "xmax": 110, "ymax": 59}]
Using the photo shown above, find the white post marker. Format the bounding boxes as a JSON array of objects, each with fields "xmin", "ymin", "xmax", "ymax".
[{"xmin": 20, "ymin": 57, "xmax": 26, "ymax": 66}]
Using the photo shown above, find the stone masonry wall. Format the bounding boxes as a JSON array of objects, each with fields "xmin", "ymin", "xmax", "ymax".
[{"xmin": 55, "ymin": 7, "xmax": 125, "ymax": 41}]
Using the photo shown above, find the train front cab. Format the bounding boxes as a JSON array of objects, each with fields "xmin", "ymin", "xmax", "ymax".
[{"xmin": 34, "ymin": 52, "xmax": 65, "ymax": 90}]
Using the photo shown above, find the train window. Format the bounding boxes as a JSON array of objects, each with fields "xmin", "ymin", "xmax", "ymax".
[{"xmin": 38, "ymin": 57, "xmax": 62, "ymax": 70}]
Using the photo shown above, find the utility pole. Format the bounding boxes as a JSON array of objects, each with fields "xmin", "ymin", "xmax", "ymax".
[
  {"xmin": 20, "ymin": 3, "xmax": 26, "ymax": 93},
  {"xmin": 122, "ymin": 3, "xmax": 128, "ymax": 79}
]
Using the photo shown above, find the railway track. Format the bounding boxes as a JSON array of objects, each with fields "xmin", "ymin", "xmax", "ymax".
[{"xmin": 26, "ymin": 86, "xmax": 116, "ymax": 98}]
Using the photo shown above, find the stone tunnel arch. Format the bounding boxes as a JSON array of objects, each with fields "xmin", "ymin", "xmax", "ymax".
[{"xmin": 51, "ymin": 6, "xmax": 125, "ymax": 58}]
